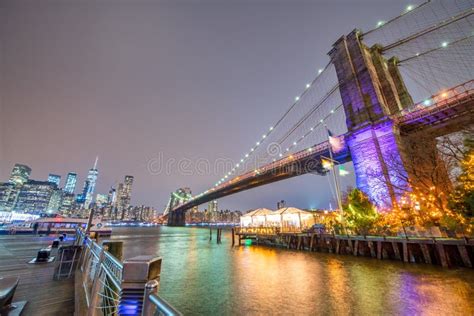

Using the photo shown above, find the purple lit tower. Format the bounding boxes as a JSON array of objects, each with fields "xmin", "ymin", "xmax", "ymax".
[{"xmin": 328, "ymin": 30, "xmax": 414, "ymax": 208}]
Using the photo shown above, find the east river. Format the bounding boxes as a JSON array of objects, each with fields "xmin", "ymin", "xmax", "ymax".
[{"xmin": 111, "ymin": 226, "xmax": 474, "ymax": 315}]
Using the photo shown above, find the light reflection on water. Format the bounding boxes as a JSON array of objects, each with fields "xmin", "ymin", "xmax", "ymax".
[{"xmin": 111, "ymin": 226, "xmax": 474, "ymax": 315}]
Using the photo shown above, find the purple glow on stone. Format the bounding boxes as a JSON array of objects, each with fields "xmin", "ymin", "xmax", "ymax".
[{"xmin": 347, "ymin": 122, "xmax": 408, "ymax": 209}]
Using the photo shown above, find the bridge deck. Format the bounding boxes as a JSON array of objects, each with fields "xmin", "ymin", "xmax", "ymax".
[
  {"xmin": 169, "ymin": 81, "xmax": 474, "ymax": 225},
  {"xmin": 0, "ymin": 235, "xmax": 75, "ymax": 315}
]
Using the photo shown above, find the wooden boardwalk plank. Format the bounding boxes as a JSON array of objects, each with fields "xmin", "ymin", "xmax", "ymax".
[{"xmin": 0, "ymin": 235, "xmax": 75, "ymax": 315}]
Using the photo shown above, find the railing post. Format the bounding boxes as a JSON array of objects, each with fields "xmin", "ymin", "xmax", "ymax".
[
  {"xmin": 119, "ymin": 256, "xmax": 162, "ymax": 315},
  {"xmin": 142, "ymin": 280, "xmax": 160, "ymax": 316},
  {"xmin": 87, "ymin": 246, "xmax": 107, "ymax": 316},
  {"xmin": 103, "ymin": 241, "xmax": 124, "ymax": 261}
]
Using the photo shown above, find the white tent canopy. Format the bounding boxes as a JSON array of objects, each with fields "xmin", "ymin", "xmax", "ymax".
[
  {"xmin": 240, "ymin": 208, "xmax": 273, "ymax": 227},
  {"xmin": 240, "ymin": 207, "xmax": 316, "ymax": 230}
]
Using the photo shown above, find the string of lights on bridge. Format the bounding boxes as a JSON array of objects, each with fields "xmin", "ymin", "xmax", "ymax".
[
  {"xmin": 397, "ymin": 32, "xmax": 474, "ymax": 106},
  {"xmin": 208, "ymin": 1, "xmax": 464, "ymax": 193},
  {"xmin": 185, "ymin": 106, "xmax": 344, "ymax": 203},
  {"xmin": 177, "ymin": 65, "xmax": 336, "ymax": 203},
  {"xmin": 210, "ymin": 62, "xmax": 331, "ymax": 189},
  {"xmin": 185, "ymin": 1, "xmax": 472, "ymax": 204},
  {"xmin": 371, "ymin": 3, "xmax": 425, "ymax": 32},
  {"xmin": 215, "ymin": 1, "xmax": 456, "ymax": 182},
  {"xmin": 202, "ymin": 103, "xmax": 344, "ymax": 197}
]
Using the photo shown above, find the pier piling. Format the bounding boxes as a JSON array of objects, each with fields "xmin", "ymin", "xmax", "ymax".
[{"xmin": 233, "ymin": 228, "xmax": 474, "ymax": 268}]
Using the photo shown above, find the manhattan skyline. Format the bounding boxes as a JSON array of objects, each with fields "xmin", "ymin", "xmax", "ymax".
[{"xmin": 1, "ymin": 0, "xmax": 412, "ymax": 211}]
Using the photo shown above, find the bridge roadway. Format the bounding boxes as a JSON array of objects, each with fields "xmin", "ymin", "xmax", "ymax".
[
  {"xmin": 170, "ymin": 142, "xmax": 350, "ymax": 221},
  {"xmin": 168, "ymin": 141, "xmax": 351, "ymax": 224},
  {"xmin": 169, "ymin": 81, "xmax": 474, "ymax": 225},
  {"xmin": 395, "ymin": 80, "xmax": 474, "ymax": 136}
]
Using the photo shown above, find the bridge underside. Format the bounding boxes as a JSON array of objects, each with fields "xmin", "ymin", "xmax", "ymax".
[
  {"xmin": 168, "ymin": 84, "xmax": 473, "ymax": 226},
  {"xmin": 397, "ymin": 93, "xmax": 474, "ymax": 137},
  {"xmin": 168, "ymin": 145, "xmax": 351, "ymax": 226}
]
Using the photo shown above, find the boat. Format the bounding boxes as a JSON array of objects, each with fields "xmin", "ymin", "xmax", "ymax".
[{"xmin": 2, "ymin": 217, "xmax": 112, "ymax": 237}]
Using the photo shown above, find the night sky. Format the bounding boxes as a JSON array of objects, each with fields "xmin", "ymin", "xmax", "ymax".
[{"xmin": 1, "ymin": 0, "xmax": 415, "ymax": 212}]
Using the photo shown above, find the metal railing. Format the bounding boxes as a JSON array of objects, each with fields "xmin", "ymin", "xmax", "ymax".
[
  {"xmin": 102, "ymin": 252, "xmax": 123, "ymax": 289},
  {"xmin": 76, "ymin": 229, "xmax": 181, "ymax": 316},
  {"xmin": 394, "ymin": 79, "xmax": 474, "ymax": 123},
  {"xmin": 143, "ymin": 281, "xmax": 183, "ymax": 316}
]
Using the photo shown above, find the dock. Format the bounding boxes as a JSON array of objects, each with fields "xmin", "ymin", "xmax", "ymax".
[
  {"xmin": 0, "ymin": 230, "xmax": 182, "ymax": 316},
  {"xmin": 0, "ymin": 235, "xmax": 75, "ymax": 315},
  {"xmin": 233, "ymin": 228, "xmax": 474, "ymax": 268}
]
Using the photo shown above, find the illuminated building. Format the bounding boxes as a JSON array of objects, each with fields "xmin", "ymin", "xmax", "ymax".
[
  {"xmin": 60, "ymin": 193, "xmax": 75, "ymax": 212},
  {"xmin": 208, "ymin": 200, "xmax": 218, "ymax": 213},
  {"xmin": 64, "ymin": 172, "xmax": 77, "ymax": 194},
  {"xmin": 47, "ymin": 189, "xmax": 63, "ymax": 213},
  {"xmin": 9, "ymin": 164, "xmax": 31, "ymax": 186},
  {"xmin": 108, "ymin": 187, "xmax": 116, "ymax": 205},
  {"xmin": 206, "ymin": 200, "xmax": 219, "ymax": 222},
  {"xmin": 0, "ymin": 183, "xmax": 19, "ymax": 211},
  {"xmin": 114, "ymin": 175, "xmax": 135, "ymax": 220},
  {"xmin": 48, "ymin": 174, "xmax": 61, "ymax": 187},
  {"xmin": 96, "ymin": 194, "xmax": 108, "ymax": 208},
  {"xmin": 121, "ymin": 175, "xmax": 134, "ymax": 209},
  {"xmin": 14, "ymin": 180, "xmax": 56, "ymax": 214},
  {"xmin": 76, "ymin": 180, "xmax": 88, "ymax": 205},
  {"xmin": 115, "ymin": 183, "xmax": 123, "ymax": 206},
  {"xmin": 79, "ymin": 157, "xmax": 99, "ymax": 209}
]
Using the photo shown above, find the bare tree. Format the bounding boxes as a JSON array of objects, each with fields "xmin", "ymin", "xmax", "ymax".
[{"xmin": 365, "ymin": 128, "xmax": 474, "ymax": 210}]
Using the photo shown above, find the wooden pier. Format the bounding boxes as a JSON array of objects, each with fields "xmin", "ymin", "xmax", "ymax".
[
  {"xmin": 0, "ymin": 231, "xmax": 181, "ymax": 316},
  {"xmin": 233, "ymin": 228, "xmax": 474, "ymax": 268},
  {"xmin": 0, "ymin": 235, "xmax": 75, "ymax": 315}
]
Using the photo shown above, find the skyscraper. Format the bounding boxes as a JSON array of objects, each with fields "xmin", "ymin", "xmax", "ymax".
[
  {"xmin": 47, "ymin": 189, "xmax": 63, "ymax": 213},
  {"xmin": 95, "ymin": 194, "xmax": 108, "ymax": 208},
  {"xmin": 64, "ymin": 172, "xmax": 77, "ymax": 194},
  {"xmin": 14, "ymin": 180, "xmax": 55, "ymax": 214},
  {"xmin": 208, "ymin": 200, "xmax": 218, "ymax": 222},
  {"xmin": 60, "ymin": 193, "xmax": 75, "ymax": 213},
  {"xmin": 114, "ymin": 176, "xmax": 134, "ymax": 219},
  {"xmin": 108, "ymin": 187, "xmax": 116, "ymax": 205},
  {"xmin": 83, "ymin": 157, "xmax": 99, "ymax": 209},
  {"xmin": 0, "ymin": 182, "xmax": 18, "ymax": 212},
  {"xmin": 9, "ymin": 164, "xmax": 31, "ymax": 186},
  {"xmin": 48, "ymin": 174, "xmax": 61, "ymax": 187},
  {"xmin": 122, "ymin": 175, "xmax": 134, "ymax": 209},
  {"xmin": 76, "ymin": 180, "xmax": 89, "ymax": 204},
  {"xmin": 115, "ymin": 183, "xmax": 124, "ymax": 219}
]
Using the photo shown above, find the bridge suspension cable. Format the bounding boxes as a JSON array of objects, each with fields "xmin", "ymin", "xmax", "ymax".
[
  {"xmin": 181, "ymin": 0, "xmax": 474, "ymax": 208},
  {"xmin": 366, "ymin": 0, "xmax": 474, "ymax": 104},
  {"xmin": 363, "ymin": 0, "xmax": 474, "ymax": 48},
  {"xmin": 397, "ymin": 38, "xmax": 474, "ymax": 102},
  {"xmin": 397, "ymin": 33, "xmax": 474, "ymax": 64},
  {"xmin": 256, "ymin": 84, "xmax": 341, "ymax": 163},
  {"xmin": 362, "ymin": 1, "xmax": 430, "ymax": 37},
  {"xmin": 210, "ymin": 62, "xmax": 341, "ymax": 188},
  {"xmin": 382, "ymin": 7, "xmax": 473, "ymax": 52},
  {"xmin": 238, "ymin": 81, "xmax": 344, "ymax": 175}
]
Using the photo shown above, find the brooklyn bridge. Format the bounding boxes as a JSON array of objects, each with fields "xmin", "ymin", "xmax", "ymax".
[{"xmin": 167, "ymin": 1, "xmax": 474, "ymax": 225}]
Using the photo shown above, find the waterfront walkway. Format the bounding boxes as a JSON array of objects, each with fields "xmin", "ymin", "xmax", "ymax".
[{"xmin": 0, "ymin": 235, "xmax": 75, "ymax": 315}]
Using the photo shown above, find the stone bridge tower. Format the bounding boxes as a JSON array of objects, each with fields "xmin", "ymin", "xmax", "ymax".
[{"xmin": 329, "ymin": 29, "xmax": 450, "ymax": 208}]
